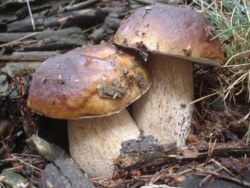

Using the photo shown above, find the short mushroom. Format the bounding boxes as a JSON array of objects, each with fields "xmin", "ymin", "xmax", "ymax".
[
  {"xmin": 27, "ymin": 43, "xmax": 150, "ymax": 177},
  {"xmin": 114, "ymin": 5, "xmax": 224, "ymax": 146}
]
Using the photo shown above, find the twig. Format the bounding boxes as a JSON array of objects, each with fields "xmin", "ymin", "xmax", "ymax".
[
  {"xmin": 210, "ymin": 159, "xmax": 239, "ymax": 179},
  {"xmin": 60, "ymin": 0, "xmax": 100, "ymax": 12},
  {"xmin": 199, "ymin": 167, "xmax": 223, "ymax": 187},
  {"xmin": 0, "ymin": 51, "xmax": 58, "ymax": 62},
  {"xmin": 0, "ymin": 33, "xmax": 37, "ymax": 47},
  {"xmin": 10, "ymin": 154, "xmax": 43, "ymax": 172},
  {"xmin": 26, "ymin": 135, "xmax": 69, "ymax": 162},
  {"xmin": 206, "ymin": 139, "xmax": 217, "ymax": 163},
  {"xmin": 133, "ymin": 0, "xmax": 167, "ymax": 5},
  {"xmin": 134, "ymin": 162, "xmax": 207, "ymax": 182},
  {"xmin": 81, "ymin": 23, "xmax": 102, "ymax": 34},
  {"xmin": 133, "ymin": 0, "xmax": 157, "ymax": 4},
  {"xmin": 196, "ymin": 168, "xmax": 250, "ymax": 187},
  {"xmin": 149, "ymin": 166, "xmax": 170, "ymax": 184}
]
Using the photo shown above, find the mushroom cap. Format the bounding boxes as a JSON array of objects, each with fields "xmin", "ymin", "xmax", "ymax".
[
  {"xmin": 114, "ymin": 5, "xmax": 224, "ymax": 66},
  {"xmin": 27, "ymin": 43, "xmax": 150, "ymax": 119}
]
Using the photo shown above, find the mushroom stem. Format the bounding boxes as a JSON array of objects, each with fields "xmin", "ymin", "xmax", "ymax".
[
  {"xmin": 68, "ymin": 109, "xmax": 140, "ymax": 178},
  {"xmin": 132, "ymin": 55, "xmax": 193, "ymax": 146}
]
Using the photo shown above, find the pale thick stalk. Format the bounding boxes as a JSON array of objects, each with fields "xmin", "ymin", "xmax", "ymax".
[
  {"xmin": 132, "ymin": 55, "xmax": 193, "ymax": 146},
  {"xmin": 68, "ymin": 109, "xmax": 140, "ymax": 178}
]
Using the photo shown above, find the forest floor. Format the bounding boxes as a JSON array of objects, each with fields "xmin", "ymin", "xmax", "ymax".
[{"xmin": 0, "ymin": 0, "xmax": 249, "ymax": 187}]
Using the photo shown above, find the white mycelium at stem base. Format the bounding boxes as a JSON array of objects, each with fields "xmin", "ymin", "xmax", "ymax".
[{"xmin": 114, "ymin": 5, "xmax": 224, "ymax": 146}]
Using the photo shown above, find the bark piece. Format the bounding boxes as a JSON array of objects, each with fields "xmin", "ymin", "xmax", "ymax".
[
  {"xmin": 39, "ymin": 164, "xmax": 71, "ymax": 188},
  {"xmin": 15, "ymin": 4, "xmax": 52, "ymax": 19},
  {"xmin": 58, "ymin": 0, "xmax": 100, "ymax": 13},
  {"xmin": 26, "ymin": 135, "xmax": 96, "ymax": 188},
  {"xmin": 7, "ymin": 8, "xmax": 103, "ymax": 32},
  {"xmin": 23, "ymin": 36, "xmax": 86, "ymax": 51},
  {"xmin": 115, "ymin": 136, "xmax": 250, "ymax": 173},
  {"xmin": 0, "ymin": 51, "xmax": 59, "ymax": 62},
  {"xmin": 115, "ymin": 135, "xmax": 176, "ymax": 171},
  {"xmin": 7, "ymin": 35, "xmax": 86, "ymax": 52},
  {"xmin": 90, "ymin": 14, "xmax": 122, "ymax": 43},
  {"xmin": 26, "ymin": 135, "xmax": 69, "ymax": 162},
  {"xmin": 0, "ymin": 26, "xmax": 81, "ymax": 43},
  {"xmin": 39, "ymin": 159, "xmax": 96, "ymax": 188}
]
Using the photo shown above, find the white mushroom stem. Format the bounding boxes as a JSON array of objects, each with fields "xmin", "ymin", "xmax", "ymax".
[
  {"xmin": 68, "ymin": 109, "xmax": 140, "ymax": 178},
  {"xmin": 132, "ymin": 55, "xmax": 193, "ymax": 146}
]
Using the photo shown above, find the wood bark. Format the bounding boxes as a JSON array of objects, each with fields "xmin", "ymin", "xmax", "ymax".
[
  {"xmin": 4, "ymin": 36, "xmax": 86, "ymax": 52},
  {"xmin": 0, "ymin": 26, "xmax": 81, "ymax": 43},
  {"xmin": 115, "ymin": 136, "xmax": 250, "ymax": 172},
  {"xmin": 26, "ymin": 135, "xmax": 96, "ymax": 188},
  {"xmin": 0, "ymin": 51, "xmax": 59, "ymax": 62},
  {"xmin": 7, "ymin": 8, "xmax": 103, "ymax": 32},
  {"xmin": 15, "ymin": 4, "xmax": 52, "ymax": 19},
  {"xmin": 58, "ymin": 0, "xmax": 100, "ymax": 13}
]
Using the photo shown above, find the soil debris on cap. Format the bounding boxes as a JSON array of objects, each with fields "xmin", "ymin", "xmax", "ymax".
[{"xmin": 97, "ymin": 80, "xmax": 126, "ymax": 99}]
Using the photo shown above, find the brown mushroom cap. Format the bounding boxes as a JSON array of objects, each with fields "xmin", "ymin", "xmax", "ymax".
[
  {"xmin": 28, "ymin": 43, "xmax": 150, "ymax": 119},
  {"xmin": 114, "ymin": 5, "xmax": 224, "ymax": 66}
]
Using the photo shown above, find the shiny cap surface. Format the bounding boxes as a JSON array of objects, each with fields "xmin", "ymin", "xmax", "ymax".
[
  {"xmin": 28, "ymin": 43, "xmax": 150, "ymax": 119},
  {"xmin": 114, "ymin": 5, "xmax": 224, "ymax": 66}
]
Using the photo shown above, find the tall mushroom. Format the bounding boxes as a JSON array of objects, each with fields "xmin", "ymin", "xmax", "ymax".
[
  {"xmin": 27, "ymin": 43, "xmax": 150, "ymax": 177},
  {"xmin": 114, "ymin": 5, "xmax": 224, "ymax": 146}
]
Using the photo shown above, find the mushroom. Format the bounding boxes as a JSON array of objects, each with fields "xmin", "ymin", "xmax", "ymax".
[
  {"xmin": 27, "ymin": 43, "xmax": 150, "ymax": 177},
  {"xmin": 114, "ymin": 5, "xmax": 224, "ymax": 146}
]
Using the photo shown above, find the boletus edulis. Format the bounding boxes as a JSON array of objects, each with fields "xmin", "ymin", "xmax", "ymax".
[
  {"xmin": 114, "ymin": 5, "xmax": 224, "ymax": 146},
  {"xmin": 28, "ymin": 43, "xmax": 150, "ymax": 177}
]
